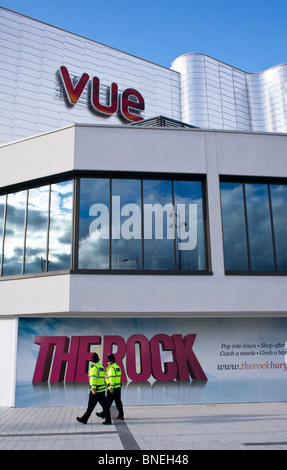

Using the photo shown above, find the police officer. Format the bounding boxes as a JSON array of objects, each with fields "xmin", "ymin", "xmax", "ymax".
[
  {"xmin": 97, "ymin": 354, "xmax": 124, "ymax": 420},
  {"xmin": 76, "ymin": 353, "xmax": 111, "ymax": 425}
]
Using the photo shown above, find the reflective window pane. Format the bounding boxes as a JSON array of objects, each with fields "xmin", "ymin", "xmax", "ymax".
[
  {"xmin": 25, "ymin": 186, "xmax": 49, "ymax": 274},
  {"xmin": 3, "ymin": 190, "xmax": 27, "ymax": 276},
  {"xmin": 48, "ymin": 181, "xmax": 73, "ymax": 271},
  {"xmin": 143, "ymin": 180, "xmax": 174, "ymax": 270},
  {"xmin": 0, "ymin": 195, "xmax": 5, "ymax": 271},
  {"xmin": 0, "ymin": 176, "xmax": 210, "ymax": 276},
  {"xmin": 174, "ymin": 181, "xmax": 206, "ymax": 270},
  {"xmin": 220, "ymin": 182, "xmax": 249, "ymax": 270},
  {"xmin": 270, "ymin": 184, "xmax": 287, "ymax": 271},
  {"xmin": 245, "ymin": 183, "xmax": 275, "ymax": 271},
  {"xmin": 111, "ymin": 179, "xmax": 142, "ymax": 270},
  {"xmin": 78, "ymin": 178, "xmax": 110, "ymax": 269}
]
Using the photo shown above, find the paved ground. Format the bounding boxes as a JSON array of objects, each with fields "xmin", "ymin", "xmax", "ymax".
[{"xmin": 0, "ymin": 401, "xmax": 286, "ymax": 451}]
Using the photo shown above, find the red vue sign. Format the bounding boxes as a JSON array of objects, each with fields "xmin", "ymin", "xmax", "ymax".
[{"xmin": 59, "ymin": 66, "xmax": 145, "ymax": 122}]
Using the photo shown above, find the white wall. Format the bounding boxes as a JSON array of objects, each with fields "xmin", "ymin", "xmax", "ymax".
[
  {"xmin": 73, "ymin": 125, "xmax": 207, "ymax": 174},
  {"xmin": 0, "ymin": 317, "xmax": 18, "ymax": 406},
  {"xmin": 68, "ymin": 273, "xmax": 287, "ymax": 318},
  {"xmin": 0, "ymin": 126, "xmax": 75, "ymax": 188},
  {"xmin": 216, "ymin": 131, "xmax": 287, "ymax": 177},
  {"xmin": 1, "ymin": 125, "xmax": 285, "ymax": 189},
  {"xmin": 0, "ymin": 275, "xmax": 71, "ymax": 316},
  {"xmin": 0, "ymin": 272, "xmax": 285, "ymax": 320}
]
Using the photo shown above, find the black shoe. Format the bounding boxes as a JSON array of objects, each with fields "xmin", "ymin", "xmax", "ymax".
[
  {"xmin": 102, "ymin": 420, "xmax": 112, "ymax": 425},
  {"xmin": 77, "ymin": 416, "xmax": 87, "ymax": 424},
  {"xmin": 116, "ymin": 415, "xmax": 124, "ymax": 420},
  {"xmin": 96, "ymin": 412, "xmax": 105, "ymax": 419}
]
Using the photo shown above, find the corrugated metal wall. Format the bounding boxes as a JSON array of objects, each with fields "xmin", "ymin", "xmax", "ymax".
[
  {"xmin": 0, "ymin": 8, "xmax": 181, "ymax": 144},
  {"xmin": 172, "ymin": 53, "xmax": 287, "ymax": 133}
]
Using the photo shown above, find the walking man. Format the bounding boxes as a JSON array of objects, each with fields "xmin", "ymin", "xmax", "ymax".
[
  {"xmin": 97, "ymin": 354, "xmax": 124, "ymax": 420},
  {"xmin": 77, "ymin": 353, "xmax": 111, "ymax": 425}
]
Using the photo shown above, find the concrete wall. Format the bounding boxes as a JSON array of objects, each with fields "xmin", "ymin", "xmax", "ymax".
[
  {"xmin": 0, "ymin": 317, "xmax": 18, "ymax": 406},
  {"xmin": 0, "ymin": 126, "xmax": 76, "ymax": 188}
]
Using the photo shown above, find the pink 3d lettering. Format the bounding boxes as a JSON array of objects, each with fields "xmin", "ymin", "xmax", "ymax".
[
  {"xmin": 59, "ymin": 66, "xmax": 89, "ymax": 105},
  {"xmin": 150, "ymin": 334, "xmax": 178, "ymax": 382},
  {"xmin": 59, "ymin": 65, "xmax": 145, "ymax": 122},
  {"xmin": 32, "ymin": 333, "xmax": 207, "ymax": 383},
  {"xmin": 126, "ymin": 334, "xmax": 151, "ymax": 382}
]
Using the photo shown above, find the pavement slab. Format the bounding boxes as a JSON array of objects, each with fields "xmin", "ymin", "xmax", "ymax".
[{"xmin": 0, "ymin": 401, "xmax": 286, "ymax": 451}]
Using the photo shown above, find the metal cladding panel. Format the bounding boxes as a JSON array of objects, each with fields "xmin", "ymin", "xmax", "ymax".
[
  {"xmin": 172, "ymin": 53, "xmax": 287, "ymax": 133},
  {"xmin": 0, "ymin": 8, "xmax": 181, "ymax": 145},
  {"xmin": 1, "ymin": 8, "xmax": 286, "ymax": 140},
  {"xmin": 246, "ymin": 66, "xmax": 287, "ymax": 133}
]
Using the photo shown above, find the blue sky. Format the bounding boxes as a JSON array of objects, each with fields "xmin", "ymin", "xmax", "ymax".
[{"xmin": 1, "ymin": 0, "xmax": 286, "ymax": 72}]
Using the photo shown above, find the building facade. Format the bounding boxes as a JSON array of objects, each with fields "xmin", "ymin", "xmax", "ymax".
[
  {"xmin": 1, "ymin": 7, "xmax": 287, "ymax": 145},
  {"xmin": 0, "ymin": 8, "xmax": 286, "ymax": 407},
  {"xmin": 172, "ymin": 53, "xmax": 287, "ymax": 133}
]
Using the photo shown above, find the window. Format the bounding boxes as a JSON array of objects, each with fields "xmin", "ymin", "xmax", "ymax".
[
  {"xmin": 25, "ymin": 185, "xmax": 49, "ymax": 274},
  {"xmin": 0, "ymin": 180, "xmax": 73, "ymax": 277},
  {"xmin": 78, "ymin": 176, "xmax": 208, "ymax": 272},
  {"xmin": 220, "ymin": 182, "xmax": 248, "ymax": 271},
  {"xmin": 48, "ymin": 181, "xmax": 73, "ymax": 271},
  {"xmin": 0, "ymin": 195, "xmax": 5, "ymax": 270},
  {"xmin": 0, "ymin": 174, "xmax": 209, "ymax": 277},
  {"xmin": 143, "ymin": 179, "xmax": 174, "ymax": 270},
  {"xmin": 112, "ymin": 179, "xmax": 142, "ymax": 270},
  {"xmin": 220, "ymin": 179, "xmax": 287, "ymax": 273},
  {"xmin": 270, "ymin": 184, "xmax": 287, "ymax": 270},
  {"xmin": 2, "ymin": 190, "xmax": 27, "ymax": 276},
  {"xmin": 245, "ymin": 183, "xmax": 274, "ymax": 271},
  {"xmin": 78, "ymin": 178, "xmax": 110, "ymax": 269},
  {"xmin": 174, "ymin": 180, "xmax": 206, "ymax": 271}
]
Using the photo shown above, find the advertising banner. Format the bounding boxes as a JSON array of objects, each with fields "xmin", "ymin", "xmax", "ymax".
[{"xmin": 16, "ymin": 317, "xmax": 287, "ymax": 407}]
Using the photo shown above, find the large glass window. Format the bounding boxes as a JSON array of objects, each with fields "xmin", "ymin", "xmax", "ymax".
[
  {"xmin": 0, "ymin": 174, "xmax": 209, "ymax": 277},
  {"xmin": 245, "ymin": 183, "xmax": 274, "ymax": 271},
  {"xmin": 2, "ymin": 190, "xmax": 27, "ymax": 276},
  {"xmin": 78, "ymin": 176, "xmax": 208, "ymax": 272},
  {"xmin": 48, "ymin": 181, "xmax": 73, "ymax": 271},
  {"xmin": 174, "ymin": 181, "xmax": 206, "ymax": 271},
  {"xmin": 270, "ymin": 184, "xmax": 287, "ymax": 271},
  {"xmin": 0, "ymin": 195, "xmax": 5, "ymax": 272},
  {"xmin": 78, "ymin": 178, "xmax": 110, "ymax": 269},
  {"xmin": 25, "ymin": 186, "xmax": 49, "ymax": 274},
  {"xmin": 220, "ymin": 182, "xmax": 249, "ymax": 271},
  {"xmin": 220, "ymin": 180, "xmax": 287, "ymax": 273},
  {"xmin": 112, "ymin": 179, "xmax": 142, "ymax": 270},
  {"xmin": 143, "ymin": 180, "xmax": 174, "ymax": 270},
  {"xmin": 0, "ymin": 179, "xmax": 73, "ymax": 278},
  {"xmin": 1, "ymin": 175, "xmax": 285, "ymax": 278}
]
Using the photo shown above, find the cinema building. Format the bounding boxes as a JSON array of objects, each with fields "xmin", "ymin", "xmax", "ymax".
[{"xmin": 0, "ymin": 7, "xmax": 286, "ymax": 407}]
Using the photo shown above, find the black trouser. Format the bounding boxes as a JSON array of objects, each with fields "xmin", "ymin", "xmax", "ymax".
[
  {"xmin": 82, "ymin": 391, "xmax": 111, "ymax": 423},
  {"xmin": 107, "ymin": 388, "xmax": 124, "ymax": 418}
]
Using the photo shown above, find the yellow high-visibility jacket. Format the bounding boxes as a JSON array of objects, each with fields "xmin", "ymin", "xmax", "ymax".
[
  {"xmin": 88, "ymin": 361, "xmax": 106, "ymax": 393},
  {"xmin": 106, "ymin": 363, "xmax": 122, "ymax": 390}
]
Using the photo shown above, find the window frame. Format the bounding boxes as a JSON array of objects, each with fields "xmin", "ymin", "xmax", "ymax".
[
  {"xmin": 0, "ymin": 170, "xmax": 212, "ymax": 279},
  {"xmin": 0, "ymin": 173, "xmax": 75, "ymax": 280},
  {"xmin": 220, "ymin": 175, "xmax": 287, "ymax": 276},
  {"xmin": 74, "ymin": 171, "xmax": 211, "ymax": 275}
]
